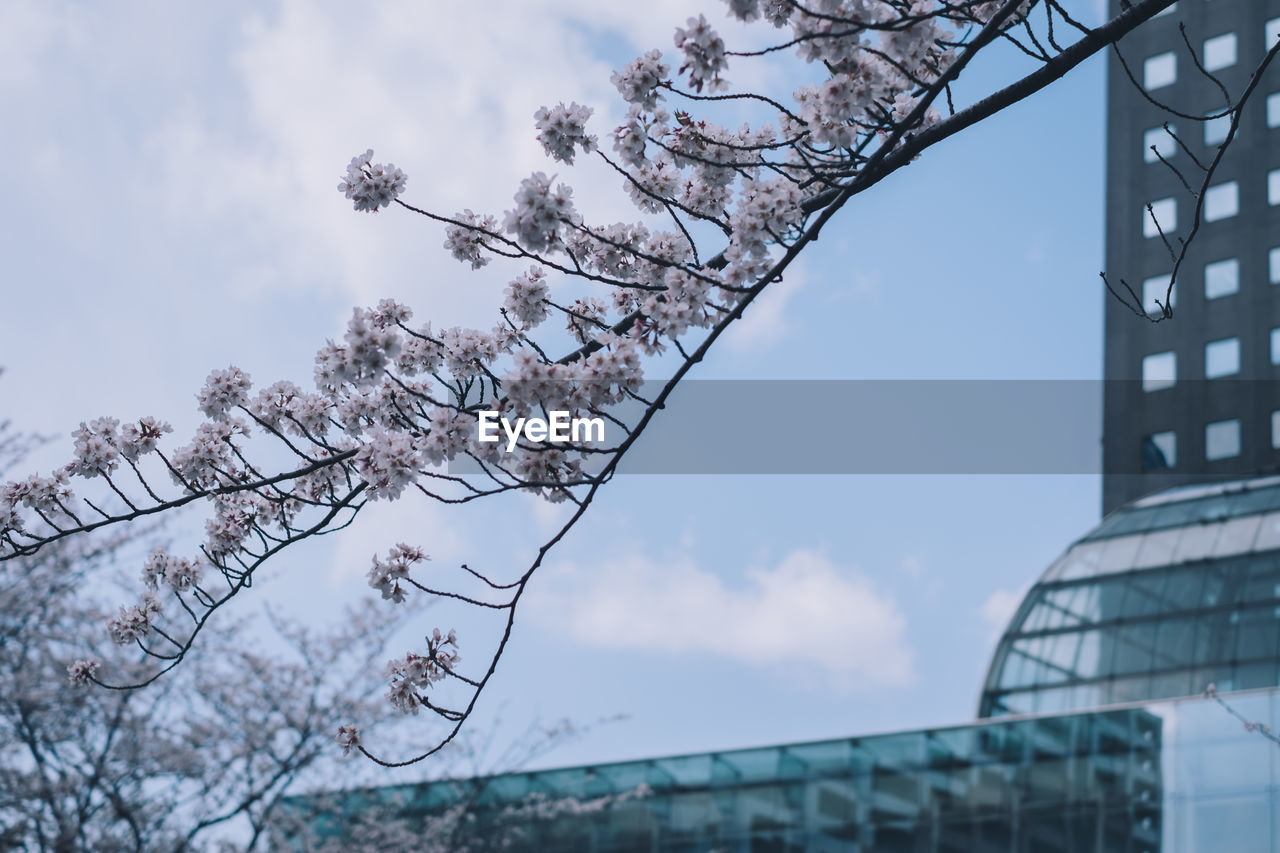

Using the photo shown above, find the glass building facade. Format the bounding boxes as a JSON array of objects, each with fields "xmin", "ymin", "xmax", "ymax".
[
  {"xmin": 286, "ymin": 689, "xmax": 1280, "ymax": 851},
  {"xmin": 981, "ymin": 475, "xmax": 1280, "ymax": 717}
]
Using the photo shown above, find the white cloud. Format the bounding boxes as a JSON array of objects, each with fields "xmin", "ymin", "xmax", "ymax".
[
  {"xmin": 528, "ymin": 547, "xmax": 914, "ymax": 686},
  {"xmin": 138, "ymin": 0, "xmax": 737, "ymax": 319}
]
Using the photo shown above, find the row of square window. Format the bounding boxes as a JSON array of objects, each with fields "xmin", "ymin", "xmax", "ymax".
[
  {"xmin": 1143, "ymin": 19, "xmax": 1280, "ymax": 90},
  {"xmin": 1142, "ymin": 417, "xmax": 1266, "ymax": 468},
  {"xmin": 1141, "ymin": 248, "xmax": 1280, "ymax": 312},
  {"xmin": 1143, "ymin": 330, "xmax": 1280, "ymax": 390},
  {"xmin": 1144, "ymin": 173, "xmax": 1280, "ymax": 235},
  {"xmin": 1143, "ymin": 94, "xmax": 1280, "ymax": 160}
]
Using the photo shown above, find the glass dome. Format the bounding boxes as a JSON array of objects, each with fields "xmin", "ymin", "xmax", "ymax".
[{"xmin": 979, "ymin": 475, "xmax": 1280, "ymax": 717}]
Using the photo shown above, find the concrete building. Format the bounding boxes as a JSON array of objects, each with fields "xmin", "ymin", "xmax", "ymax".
[{"xmin": 1102, "ymin": 0, "xmax": 1280, "ymax": 513}]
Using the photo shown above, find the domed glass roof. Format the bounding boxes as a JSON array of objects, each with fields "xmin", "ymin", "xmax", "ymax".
[{"xmin": 979, "ymin": 475, "xmax": 1280, "ymax": 717}]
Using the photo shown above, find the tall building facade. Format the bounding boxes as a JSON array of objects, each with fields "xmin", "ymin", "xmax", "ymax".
[{"xmin": 1102, "ymin": 0, "xmax": 1280, "ymax": 514}]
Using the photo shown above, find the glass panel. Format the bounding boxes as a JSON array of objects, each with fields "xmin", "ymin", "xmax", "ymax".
[
  {"xmin": 1206, "ymin": 575, "xmax": 1234, "ymax": 613},
  {"xmin": 1121, "ymin": 571, "xmax": 1170, "ymax": 617},
  {"xmin": 1100, "ymin": 505, "xmax": 1160, "ymax": 537},
  {"xmin": 1242, "ymin": 556, "xmax": 1280, "ymax": 603},
  {"xmin": 1142, "ymin": 273, "xmax": 1175, "ymax": 313},
  {"xmin": 1204, "ymin": 182, "xmax": 1239, "ymax": 221},
  {"xmin": 1145, "ymin": 197, "xmax": 1178, "ymax": 236},
  {"xmin": 1075, "ymin": 629, "xmax": 1102, "ymax": 680},
  {"xmin": 1234, "ymin": 606, "xmax": 1280, "ymax": 661},
  {"xmin": 1043, "ymin": 631, "xmax": 1083, "ymax": 674},
  {"xmin": 1143, "ymin": 128, "xmax": 1176, "ymax": 163},
  {"xmin": 1188, "ymin": 493, "xmax": 1232, "ymax": 524},
  {"xmin": 998, "ymin": 649, "xmax": 1028, "ymax": 688},
  {"xmin": 1174, "ymin": 522, "xmax": 1220, "ymax": 562},
  {"xmin": 1235, "ymin": 659, "xmax": 1278, "ymax": 690},
  {"xmin": 1030, "ymin": 687, "xmax": 1073, "ymax": 713},
  {"xmin": 1144, "ymin": 430, "xmax": 1177, "ymax": 470},
  {"xmin": 1151, "ymin": 499, "xmax": 1198, "ymax": 528},
  {"xmin": 1057, "ymin": 542, "xmax": 1106, "ymax": 580},
  {"xmin": 1040, "ymin": 552, "xmax": 1071, "ymax": 582},
  {"xmin": 1022, "ymin": 601, "xmax": 1051, "ymax": 632},
  {"xmin": 1108, "ymin": 674, "xmax": 1153, "ymax": 704},
  {"xmin": 1038, "ymin": 584, "xmax": 1098, "ymax": 628},
  {"xmin": 1149, "ymin": 667, "xmax": 1193, "ymax": 699},
  {"xmin": 1143, "ymin": 52, "xmax": 1177, "ymax": 89},
  {"xmin": 1204, "ymin": 258, "xmax": 1238, "ymax": 298},
  {"xmin": 1202, "ymin": 33, "xmax": 1237, "ymax": 71},
  {"xmin": 1113, "ymin": 622, "xmax": 1159, "ymax": 674},
  {"xmin": 1210, "ymin": 515, "xmax": 1261, "ymax": 557},
  {"xmin": 1135, "ymin": 527, "xmax": 1181, "ymax": 568},
  {"xmin": 1205, "ymin": 337, "xmax": 1240, "ymax": 378},
  {"xmin": 1163, "ymin": 568, "xmax": 1208, "ymax": 609},
  {"xmin": 1100, "ymin": 534, "xmax": 1143, "ymax": 572},
  {"xmin": 1204, "ymin": 112, "xmax": 1231, "ymax": 145},
  {"xmin": 1154, "ymin": 617, "xmax": 1197, "ymax": 670},
  {"xmin": 1143, "ymin": 351, "xmax": 1177, "ymax": 391},
  {"xmin": 1253, "ymin": 511, "xmax": 1280, "ymax": 551},
  {"xmin": 1206, "ymin": 419, "xmax": 1242, "ymax": 460},
  {"xmin": 1223, "ymin": 485, "xmax": 1280, "ymax": 517}
]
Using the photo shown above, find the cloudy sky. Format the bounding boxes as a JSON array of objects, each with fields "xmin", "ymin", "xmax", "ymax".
[{"xmin": 1, "ymin": 0, "xmax": 1112, "ymax": 781}]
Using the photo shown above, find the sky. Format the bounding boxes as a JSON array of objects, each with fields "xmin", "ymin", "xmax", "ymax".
[{"xmin": 0, "ymin": 0, "xmax": 1113, "ymax": 785}]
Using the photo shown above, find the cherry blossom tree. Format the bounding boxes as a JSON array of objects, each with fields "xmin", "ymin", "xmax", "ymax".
[
  {"xmin": 0, "ymin": 424, "xmax": 422, "ymax": 850},
  {"xmin": 2, "ymin": 0, "xmax": 1275, "ymax": 769}
]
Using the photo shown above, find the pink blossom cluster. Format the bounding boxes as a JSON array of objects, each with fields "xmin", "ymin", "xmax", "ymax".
[
  {"xmin": 107, "ymin": 593, "xmax": 163, "ymax": 646},
  {"xmin": 367, "ymin": 543, "xmax": 429, "ymax": 604},
  {"xmin": 337, "ymin": 149, "xmax": 407, "ymax": 212},
  {"xmin": 140, "ymin": 548, "xmax": 204, "ymax": 593},
  {"xmin": 385, "ymin": 628, "xmax": 460, "ymax": 715}
]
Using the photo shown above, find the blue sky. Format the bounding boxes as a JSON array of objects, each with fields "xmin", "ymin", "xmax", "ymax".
[{"xmin": 0, "ymin": 0, "xmax": 1112, "ymax": 781}]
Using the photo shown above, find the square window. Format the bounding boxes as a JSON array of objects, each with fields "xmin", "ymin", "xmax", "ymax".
[
  {"xmin": 1143, "ymin": 274, "xmax": 1175, "ymax": 314},
  {"xmin": 1143, "ymin": 351, "xmax": 1176, "ymax": 391},
  {"xmin": 1205, "ymin": 337, "xmax": 1240, "ymax": 378},
  {"xmin": 1144, "ymin": 52, "xmax": 1177, "ymax": 89},
  {"xmin": 1272, "ymin": 411, "xmax": 1280, "ymax": 449},
  {"xmin": 1204, "ymin": 113, "xmax": 1230, "ymax": 145},
  {"xmin": 1271, "ymin": 247, "xmax": 1280, "ymax": 284},
  {"xmin": 1203, "ymin": 33, "xmax": 1237, "ymax": 71},
  {"xmin": 1204, "ymin": 182, "xmax": 1238, "ymax": 221},
  {"xmin": 1143, "ymin": 431, "xmax": 1177, "ymax": 470},
  {"xmin": 1144, "ymin": 125, "xmax": 1177, "ymax": 162},
  {"xmin": 1145, "ymin": 198, "xmax": 1177, "ymax": 236},
  {"xmin": 1272, "ymin": 328, "xmax": 1280, "ymax": 365},
  {"xmin": 1268, "ymin": 93, "xmax": 1280, "ymax": 128},
  {"xmin": 1270, "ymin": 169, "xmax": 1280, "ymax": 206},
  {"xmin": 1206, "ymin": 419, "xmax": 1241, "ymax": 460},
  {"xmin": 1204, "ymin": 259, "xmax": 1239, "ymax": 299},
  {"xmin": 1268, "ymin": 18, "xmax": 1280, "ymax": 50}
]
